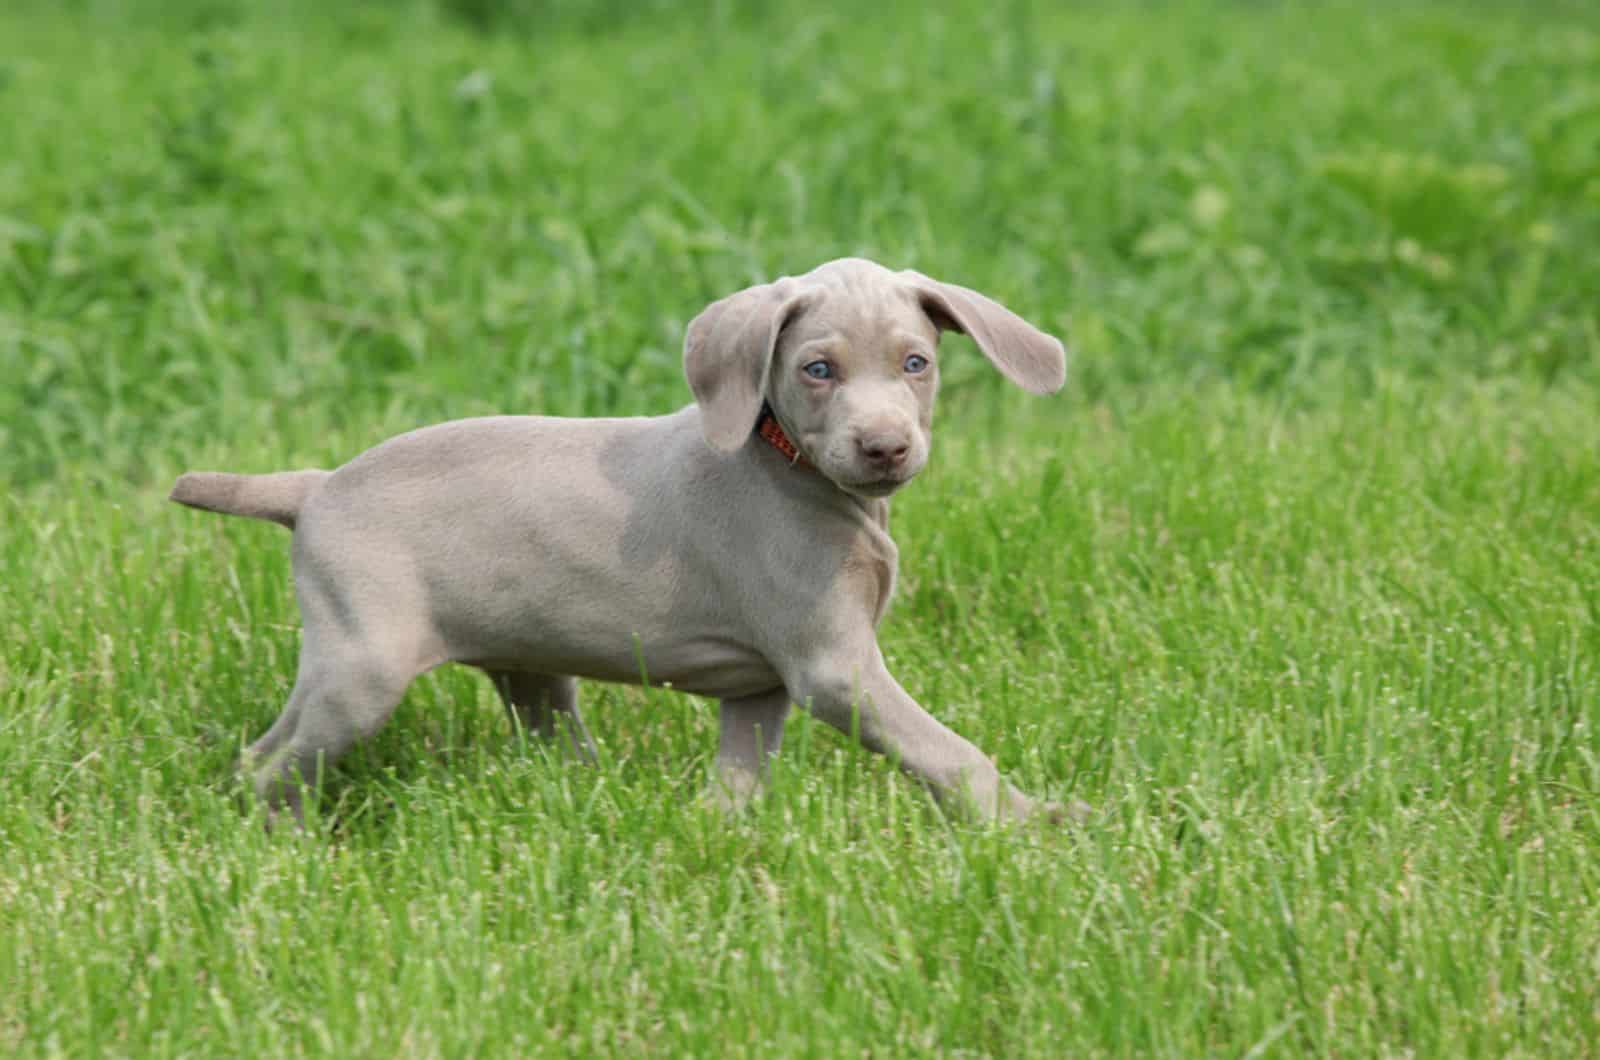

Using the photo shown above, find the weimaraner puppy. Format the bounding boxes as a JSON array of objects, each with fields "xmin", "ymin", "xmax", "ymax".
[{"xmin": 172, "ymin": 257, "xmax": 1072, "ymax": 823}]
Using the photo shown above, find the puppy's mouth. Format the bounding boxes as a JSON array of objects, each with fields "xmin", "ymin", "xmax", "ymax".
[
  {"xmin": 841, "ymin": 474, "xmax": 913, "ymax": 498},
  {"xmin": 806, "ymin": 439, "xmax": 925, "ymax": 498}
]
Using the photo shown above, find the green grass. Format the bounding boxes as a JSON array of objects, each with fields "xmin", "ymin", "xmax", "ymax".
[{"xmin": 3, "ymin": 0, "xmax": 1598, "ymax": 1054}]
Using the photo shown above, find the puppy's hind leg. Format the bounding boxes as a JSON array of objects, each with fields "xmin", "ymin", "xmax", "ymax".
[
  {"xmin": 247, "ymin": 644, "xmax": 416, "ymax": 823},
  {"xmin": 487, "ymin": 671, "xmax": 597, "ymax": 764}
]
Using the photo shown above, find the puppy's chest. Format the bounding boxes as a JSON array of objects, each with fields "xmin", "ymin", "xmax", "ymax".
[{"xmin": 852, "ymin": 510, "xmax": 899, "ymax": 628}]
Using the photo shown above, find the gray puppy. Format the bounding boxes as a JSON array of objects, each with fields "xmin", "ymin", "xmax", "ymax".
[{"xmin": 174, "ymin": 258, "xmax": 1072, "ymax": 822}]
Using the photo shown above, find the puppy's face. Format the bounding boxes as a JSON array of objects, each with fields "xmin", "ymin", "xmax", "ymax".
[
  {"xmin": 683, "ymin": 257, "xmax": 1065, "ymax": 491},
  {"xmin": 767, "ymin": 288, "xmax": 939, "ymax": 498}
]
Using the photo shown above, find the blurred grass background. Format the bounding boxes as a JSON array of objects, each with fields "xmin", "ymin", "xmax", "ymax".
[{"xmin": 3, "ymin": 0, "xmax": 1596, "ymax": 488}]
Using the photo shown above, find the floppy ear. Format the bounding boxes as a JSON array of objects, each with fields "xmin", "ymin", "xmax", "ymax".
[
  {"xmin": 900, "ymin": 270, "xmax": 1066, "ymax": 394},
  {"xmin": 684, "ymin": 278, "xmax": 812, "ymax": 452}
]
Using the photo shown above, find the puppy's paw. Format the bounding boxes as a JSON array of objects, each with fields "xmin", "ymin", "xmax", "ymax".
[
  {"xmin": 1014, "ymin": 792, "xmax": 1093, "ymax": 828},
  {"xmin": 1043, "ymin": 798, "xmax": 1095, "ymax": 827},
  {"xmin": 705, "ymin": 766, "xmax": 765, "ymax": 815}
]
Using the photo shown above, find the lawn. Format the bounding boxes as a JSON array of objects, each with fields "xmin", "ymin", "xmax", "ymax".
[{"xmin": 2, "ymin": 0, "xmax": 1598, "ymax": 1054}]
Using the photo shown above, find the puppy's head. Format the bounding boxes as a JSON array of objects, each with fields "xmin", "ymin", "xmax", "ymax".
[{"xmin": 684, "ymin": 258, "xmax": 1065, "ymax": 498}]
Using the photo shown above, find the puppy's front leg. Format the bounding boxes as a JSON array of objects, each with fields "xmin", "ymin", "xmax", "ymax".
[
  {"xmin": 792, "ymin": 648, "xmax": 1044, "ymax": 822},
  {"xmin": 712, "ymin": 687, "xmax": 790, "ymax": 811}
]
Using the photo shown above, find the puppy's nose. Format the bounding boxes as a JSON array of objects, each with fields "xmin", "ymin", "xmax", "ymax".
[{"xmin": 856, "ymin": 431, "xmax": 911, "ymax": 468}]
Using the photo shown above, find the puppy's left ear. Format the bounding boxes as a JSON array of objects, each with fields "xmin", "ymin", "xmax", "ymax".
[
  {"xmin": 684, "ymin": 277, "xmax": 813, "ymax": 452},
  {"xmin": 900, "ymin": 270, "xmax": 1066, "ymax": 394}
]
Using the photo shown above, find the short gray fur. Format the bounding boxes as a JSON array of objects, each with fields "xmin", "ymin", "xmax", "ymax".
[{"xmin": 172, "ymin": 258, "xmax": 1083, "ymax": 825}]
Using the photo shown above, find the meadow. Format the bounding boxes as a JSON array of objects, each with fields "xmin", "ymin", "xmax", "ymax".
[{"xmin": 2, "ymin": 0, "xmax": 1598, "ymax": 1054}]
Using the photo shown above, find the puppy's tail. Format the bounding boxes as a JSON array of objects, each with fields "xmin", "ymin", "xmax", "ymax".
[{"xmin": 169, "ymin": 469, "xmax": 331, "ymax": 530}]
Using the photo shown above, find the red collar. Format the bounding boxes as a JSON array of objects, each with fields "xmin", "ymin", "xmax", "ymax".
[{"xmin": 756, "ymin": 406, "xmax": 807, "ymax": 466}]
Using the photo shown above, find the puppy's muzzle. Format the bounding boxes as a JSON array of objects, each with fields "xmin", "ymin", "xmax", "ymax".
[{"xmin": 854, "ymin": 429, "xmax": 912, "ymax": 473}]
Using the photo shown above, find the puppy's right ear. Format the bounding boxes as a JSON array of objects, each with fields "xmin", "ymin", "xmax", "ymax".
[{"xmin": 684, "ymin": 278, "xmax": 812, "ymax": 452}]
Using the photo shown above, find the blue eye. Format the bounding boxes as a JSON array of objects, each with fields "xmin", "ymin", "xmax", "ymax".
[
  {"xmin": 803, "ymin": 360, "xmax": 833, "ymax": 380},
  {"xmin": 904, "ymin": 353, "xmax": 930, "ymax": 374}
]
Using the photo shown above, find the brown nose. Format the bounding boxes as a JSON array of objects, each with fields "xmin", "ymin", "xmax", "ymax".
[{"xmin": 856, "ymin": 432, "xmax": 911, "ymax": 468}]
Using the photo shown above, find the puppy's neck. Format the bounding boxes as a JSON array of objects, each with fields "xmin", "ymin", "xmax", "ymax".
[
  {"xmin": 749, "ymin": 404, "xmax": 891, "ymax": 530},
  {"xmin": 755, "ymin": 403, "xmax": 807, "ymax": 467}
]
